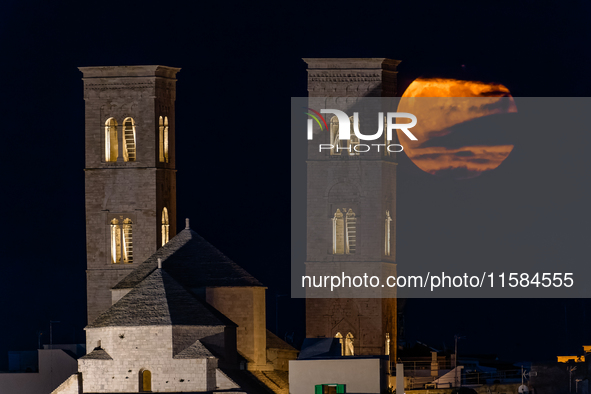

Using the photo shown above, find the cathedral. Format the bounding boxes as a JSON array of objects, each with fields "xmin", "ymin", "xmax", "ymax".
[
  {"xmin": 52, "ymin": 65, "xmax": 297, "ymax": 394},
  {"xmin": 52, "ymin": 59, "xmax": 399, "ymax": 394}
]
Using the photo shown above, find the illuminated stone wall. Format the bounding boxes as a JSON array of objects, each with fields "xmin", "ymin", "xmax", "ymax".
[
  {"xmin": 80, "ymin": 66, "xmax": 179, "ymax": 324},
  {"xmin": 80, "ymin": 326, "xmax": 217, "ymax": 393},
  {"xmin": 206, "ymin": 286, "xmax": 268, "ymax": 370}
]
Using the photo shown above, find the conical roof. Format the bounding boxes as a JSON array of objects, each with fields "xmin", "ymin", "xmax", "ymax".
[
  {"xmin": 113, "ymin": 228, "xmax": 263, "ymax": 291},
  {"xmin": 88, "ymin": 268, "xmax": 236, "ymax": 328}
]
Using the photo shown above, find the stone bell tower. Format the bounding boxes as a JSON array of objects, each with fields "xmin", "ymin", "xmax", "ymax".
[
  {"xmin": 80, "ymin": 65, "xmax": 179, "ymax": 323},
  {"xmin": 303, "ymin": 58, "xmax": 400, "ymax": 359}
]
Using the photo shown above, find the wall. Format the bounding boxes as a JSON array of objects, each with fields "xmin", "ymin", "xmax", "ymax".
[
  {"xmin": 81, "ymin": 66, "xmax": 179, "ymax": 323},
  {"xmin": 206, "ymin": 286, "xmax": 267, "ymax": 369},
  {"xmin": 81, "ymin": 326, "xmax": 217, "ymax": 392},
  {"xmin": 0, "ymin": 349, "xmax": 77, "ymax": 394},
  {"xmin": 289, "ymin": 358, "xmax": 385, "ymax": 394}
]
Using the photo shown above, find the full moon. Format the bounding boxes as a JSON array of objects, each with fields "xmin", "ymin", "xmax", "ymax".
[{"xmin": 397, "ymin": 78, "xmax": 517, "ymax": 180}]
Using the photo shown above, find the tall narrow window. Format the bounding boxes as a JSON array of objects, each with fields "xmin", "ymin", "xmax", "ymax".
[
  {"xmin": 110, "ymin": 218, "xmax": 133, "ymax": 264},
  {"xmin": 345, "ymin": 333, "xmax": 354, "ymax": 356},
  {"xmin": 110, "ymin": 219, "xmax": 121, "ymax": 264},
  {"xmin": 330, "ymin": 116, "xmax": 342, "ymax": 155},
  {"xmin": 345, "ymin": 209, "xmax": 356, "ymax": 254},
  {"xmin": 332, "ymin": 209, "xmax": 345, "ymax": 254},
  {"xmin": 123, "ymin": 218, "xmax": 133, "ymax": 263},
  {"xmin": 335, "ymin": 332, "xmax": 344, "ymax": 356},
  {"xmin": 163, "ymin": 116, "xmax": 169, "ymax": 163},
  {"xmin": 332, "ymin": 208, "xmax": 356, "ymax": 254},
  {"xmin": 159, "ymin": 116, "xmax": 165, "ymax": 162},
  {"xmin": 159, "ymin": 116, "xmax": 169, "ymax": 163},
  {"xmin": 348, "ymin": 116, "xmax": 360, "ymax": 156},
  {"xmin": 122, "ymin": 117, "xmax": 136, "ymax": 162},
  {"xmin": 161, "ymin": 207, "xmax": 169, "ymax": 246},
  {"xmin": 385, "ymin": 210, "xmax": 392, "ymax": 256},
  {"xmin": 105, "ymin": 118, "xmax": 118, "ymax": 162},
  {"xmin": 384, "ymin": 114, "xmax": 391, "ymax": 156}
]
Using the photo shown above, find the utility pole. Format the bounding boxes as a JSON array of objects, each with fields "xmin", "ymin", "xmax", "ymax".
[{"xmin": 454, "ymin": 335, "xmax": 465, "ymax": 387}]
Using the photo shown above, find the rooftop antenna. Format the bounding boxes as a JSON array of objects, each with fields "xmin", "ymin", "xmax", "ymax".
[
  {"xmin": 158, "ymin": 258, "xmax": 162, "ymax": 269},
  {"xmin": 185, "ymin": 218, "xmax": 190, "ymax": 229}
]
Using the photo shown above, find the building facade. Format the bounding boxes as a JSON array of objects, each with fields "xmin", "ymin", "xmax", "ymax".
[{"xmin": 303, "ymin": 58, "xmax": 400, "ymax": 359}]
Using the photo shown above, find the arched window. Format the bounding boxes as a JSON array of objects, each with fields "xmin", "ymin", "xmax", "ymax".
[
  {"xmin": 164, "ymin": 116, "xmax": 169, "ymax": 163},
  {"xmin": 335, "ymin": 332, "xmax": 344, "ymax": 356},
  {"xmin": 384, "ymin": 114, "xmax": 391, "ymax": 156},
  {"xmin": 161, "ymin": 207, "xmax": 169, "ymax": 246},
  {"xmin": 139, "ymin": 369, "xmax": 151, "ymax": 392},
  {"xmin": 385, "ymin": 210, "xmax": 392, "ymax": 256},
  {"xmin": 348, "ymin": 116, "xmax": 360, "ymax": 156},
  {"xmin": 345, "ymin": 333, "xmax": 354, "ymax": 356},
  {"xmin": 110, "ymin": 218, "xmax": 133, "ymax": 264},
  {"xmin": 329, "ymin": 116, "xmax": 359, "ymax": 156},
  {"xmin": 105, "ymin": 118, "xmax": 118, "ymax": 162},
  {"xmin": 332, "ymin": 208, "xmax": 356, "ymax": 254},
  {"xmin": 110, "ymin": 219, "xmax": 121, "ymax": 264},
  {"xmin": 122, "ymin": 117, "xmax": 136, "ymax": 162},
  {"xmin": 159, "ymin": 116, "xmax": 169, "ymax": 163},
  {"xmin": 123, "ymin": 218, "xmax": 133, "ymax": 263}
]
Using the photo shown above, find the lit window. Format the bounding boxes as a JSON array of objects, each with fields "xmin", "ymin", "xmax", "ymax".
[
  {"xmin": 105, "ymin": 118, "xmax": 118, "ymax": 162},
  {"xmin": 385, "ymin": 210, "xmax": 392, "ymax": 256},
  {"xmin": 348, "ymin": 116, "xmax": 360, "ymax": 156},
  {"xmin": 334, "ymin": 332, "xmax": 354, "ymax": 356},
  {"xmin": 329, "ymin": 116, "xmax": 359, "ymax": 156},
  {"xmin": 332, "ymin": 208, "xmax": 356, "ymax": 254},
  {"xmin": 335, "ymin": 332, "xmax": 343, "ymax": 355},
  {"xmin": 110, "ymin": 218, "xmax": 133, "ymax": 264},
  {"xmin": 161, "ymin": 207, "xmax": 169, "ymax": 246},
  {"xmin": 159, "ymin": 116, "xmax": 169, "ymax": 163},
  {"xmin": 164, "ymin": 116, "xmax": 169, "ymax": 163},
  {"xmin": 122, "ymin": 117, "xmax": 136, "ymax": 162},
  {"xmin": 384, "ymin": 114, "xmax": 391, "ymax": 156},
  {"xmin": 345, "ymin": 333, "xmax": 354, "ymax": 356},
  {"xmin": 110, "ymin": 219, "xmax": 121, "ymax": 263}
]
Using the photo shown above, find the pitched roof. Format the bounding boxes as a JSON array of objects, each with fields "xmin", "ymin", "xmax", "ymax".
[
  {"xmin": 113, "ymin": 228, "xmax": 263, "ymax": 290},
  {"xmin": 173, "ymin": 340, "xmax": 214, "ymax": 359},
  {"xmin": 266, "ymin": 330, "xmax": 298, "ymax": 352},
  {"xmin": 87, "ymin": 268, "xmax": 237, "ymax": 328},
  {"xmin": 80, "ymin": 347, "xmax": 113, "ymax": 360}
]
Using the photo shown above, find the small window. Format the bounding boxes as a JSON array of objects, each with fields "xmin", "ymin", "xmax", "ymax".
[
  {"xmin": 110, "ymin": 218, "xmax": 133, "ymax": 264},
  {"xmin": 332, "ymin": 209, "xmax": 356, "ymax": 254},
  {"xmin": 161, "ymin": 207, "xmax": 169, "ymax": 246},
  {"xmin": 345, "ymin": 333, "xmax": 354, "ymax": 356},
  {"xmin": 105, "ymin": 118, "xmax": 118, "ymax": 162},
  {"xmin": 122, "ymin": 117, "xmax": 136, "ymax": 162},
  {"xmin": 159, "ymin": 116, "xmax": 169, "ymax": 163},
  {"xmin": 385, "ymin": 210, "xmax": 392, "ymax": 256}
]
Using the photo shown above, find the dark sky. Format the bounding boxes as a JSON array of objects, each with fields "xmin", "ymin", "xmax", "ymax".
[{"xmin": 1, "ymin": 0, "xmax": 591, "ymax": 370}]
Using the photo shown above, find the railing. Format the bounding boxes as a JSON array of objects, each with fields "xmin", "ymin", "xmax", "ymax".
[{"xmin": 391, "ymin": 365, "xmax": 524, "ymax": 390}]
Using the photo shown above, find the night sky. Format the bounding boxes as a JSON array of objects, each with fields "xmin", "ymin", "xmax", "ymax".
[{"xmin": 1, "ymin": 0, "xmax": 591, "ymax": 370}]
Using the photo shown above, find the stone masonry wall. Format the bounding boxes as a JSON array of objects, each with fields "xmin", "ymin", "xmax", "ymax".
[{"xmin": 81, "ymin": 326, "xmax": 216, "ymax": 392}]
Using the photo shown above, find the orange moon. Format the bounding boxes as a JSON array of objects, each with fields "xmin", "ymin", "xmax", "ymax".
[{"xmin": 397, "ymin": 78, "xmax": 517, "ymax": 180}]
